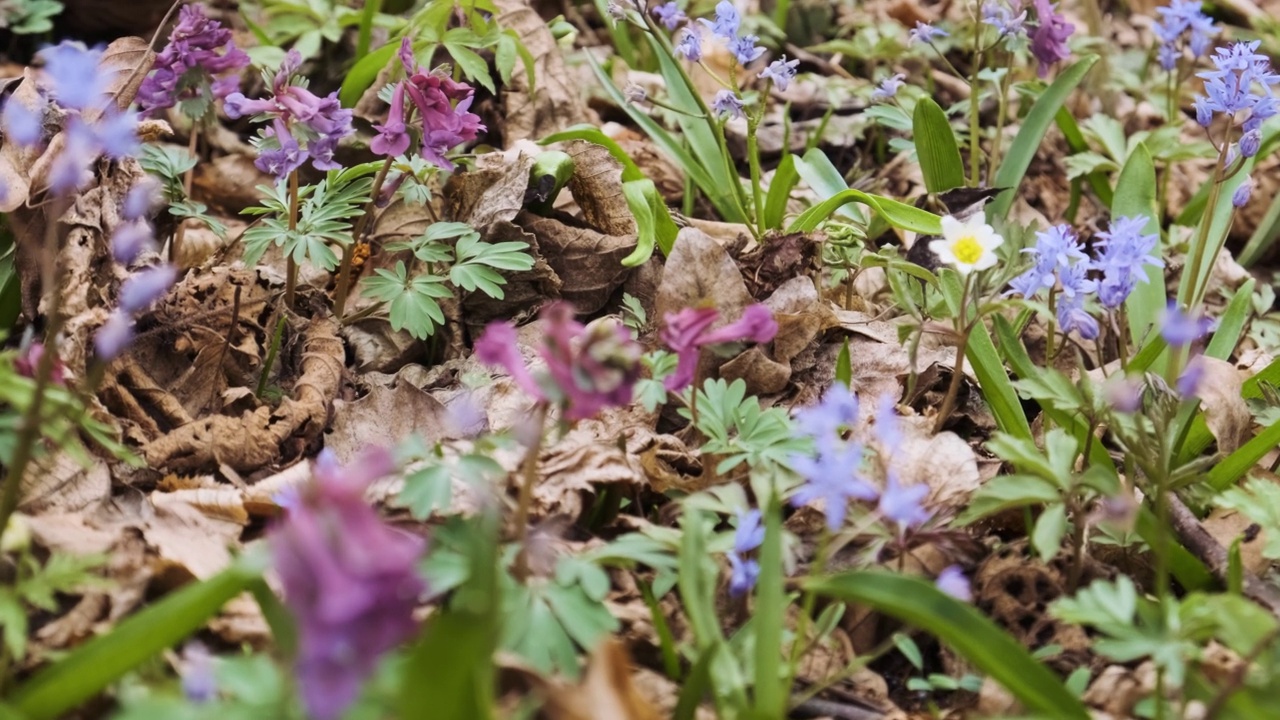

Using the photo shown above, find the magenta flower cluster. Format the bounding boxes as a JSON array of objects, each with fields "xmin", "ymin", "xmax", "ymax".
[
  {"xmin": 476, "ymin": 302, "xmax": 643, "ymax": 421},
  {"xmin": 1030, "ymin": 0, "xmax": 1074, "ymax": 77},
  {"xmin": 370, "ymin": 38, "xmax": 485, "ymax": 170},
  {"xmin": 137, "ymin": 4, "xmax": 249, "ymax": 118},
  {"xmin": 270, "ymin": 448, "xmax": 425, "ymax": 720},
  {"xmin": 659, "ymin": 304, "xmax": 777, "ymax": 392},
  {"xmin": 224, "ymin": 50, "xmax": 353, "ymax": 178}
]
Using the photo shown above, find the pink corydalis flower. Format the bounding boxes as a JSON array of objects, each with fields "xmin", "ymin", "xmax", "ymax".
[
  {"xmin": 660, "ymin": 304, "xmax": 778, "ymax": 391},
  {"xmin": 370, "ymin": 38, "xmax": 485, "ymax": 168},
  {"xmin": 14, "ymin": 343, "xmax": 66, "ymax": 385},
  {"xmin": 137, "ymin": 4, "xmax": 249, "ymax": 118},
  {"xmin": 1030, "ymin": 0, "xmax": 1073, "ymax": 77},
  {"xmin": 224, "ymin": 50, "xmax": 353, "ymax": 178},
  {"xmin": 474, "ymin": 302, "xmax": 642, "ymax": 421},
  {"xmin": 269, "ymin": 448, "xmax": 425, "ymax": 720}
]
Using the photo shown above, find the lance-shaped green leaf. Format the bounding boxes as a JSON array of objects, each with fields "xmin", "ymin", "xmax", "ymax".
[{"xmin": 913, "ymin": 97, "xmax": 965, "ymax": 194}]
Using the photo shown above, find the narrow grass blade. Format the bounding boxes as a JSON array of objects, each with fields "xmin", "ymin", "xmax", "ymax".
[
  {"xmin": 1208, "ymin": 419, "xmax": 1280, "ymax": 490},
  {"xmin": 991, "ymin": 56, "xmax": 1099, "ymax": 218},
  {"xmin": 967, "ymin": 321, "xmax": 1033, "ymax": 440},
  {"xmin": 1238, "ymin": 184, "xmax": 1280, "ymax": 267},
  {"xmin": 788, "ymin": 189, "xmax": 941, "ymax": 235},
  {"xmin": 806, "ymin": 571, "xmax": 1089, "ymax": 719},
  {"xmin": 793, "ymin": 148, "xmax": 862, "ymax": 222},
  {"xmin": 10, "ymin": 559, "xmax": 263, "ymax": 719},
  {"xmin": 752, "ymin": 498, "xmax": 785, "ymax": 718},
  {"xmin": 913, "ymin": 97, "xmax": 965, "ymax": 194},
  {"xmin": 1177, "ymin": 356, "xmax": 1280, "ymax": 464},
  {"xmin": 339, "ymin": 39, "xmax": 399, "ymax": 107},
  {"xmin": 764, "ymin": 153, "xmax": 799, "ymax": 231},
  {"xmin": 1055, "ymin": 108, "xmax": 1113, "ymax": 206},
  {"xmin": 1205, "ymin": 278, "xmax": 1255, "ymax": 361}
]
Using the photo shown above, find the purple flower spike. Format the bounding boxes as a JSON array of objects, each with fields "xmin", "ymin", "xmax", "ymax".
[
  {"xmin": 652, "ymin": 1, "xmax": 687, "ymax": 29},
  {"xmin": 909, "ymin": 22, "xmax": 948, "ymax": 45},
  {"xmin": 727, "ymin": 509, "xmax": 764, "ymax": 596},
  {"xmin": 118, "ymin": 264, "xmax": 178, "ymax": 313},
  {"xmin": 660, "ymin": 304, "xmax": 777, "ymax": 391},
  {"xmin": 1030, "ymin": 0, "xmax": 1074, "ymax": 77},
  {"xmin": 675, "ymin": 28, "xmax": 703, "ymax": 62},
  {"xmin": 759, "ymin": 56, "xmax": 800, "ymax": 91},
  {"xmin": 1094, "ymin": 215, "xmax": 1162, "ymax": 310},
  {"xmin": 870, "ymin": 73, "xmax": 906, "ymax": 103},
  {"xmin": 41, "ymin": 42, "xmax": 109, "ymax": 112},
  {"xmin": 371, "ymin": 43, "xmax": 484, "ymax": 169},
  {"xmin": 475, "ymin": 302, "xmax": 642, "ymax": 421},
  {"xmin": 1193, "ymin": 42, "xmax": 1280, "ymax": 134},
  {"xmin": 137, "ymin": 3, "xmax": 250, "ymax": 117},
  {"xmin": 871, "ymin": 394, "xmax": 903, "ymax": 458},
  {"xmin": 95, "ymin": 311, "xmax": 135, "ymax": 361},
  {"xmin": 1232, "ymin": 177, "xmax": 1253, "ymax": 207},
  {"xmin": 270, "ymin": 447, "xmax": 424, "ymax": 720},
  {"xmin": 936, "ymin": 565, "xmax": 972, "ymax": 602},
  {"xmin": 878, "ymin": 477, "xmax": 930, "ymax": 530},
  {"xmin": 1160, "ymin": 303, "xmax": 1214, "ymax": 347},
  {"xmin": 790, "ymin": 442, "xmax": 877, "ymax": 531},
  {"xmin": 1153, "ymin": 0, "xmax": 1218, "ymax": 70},
  {"xmin": 712, "ymin": 89, "xmax": 745, "ymax": 118},
  {"xmin": 1177, "ymin": 355, "xmax": 1206, "ymax": 397},
  {"xmin": 111, "ymin": 219, "xmax": 154, "ymax": 264},
  {"xmin": 2, "ymin": 96, "xmax": 45, "ymax": 146},
  {"xmin": 699, "ymin": 0, "xmax": 741, "ymax": 41}
]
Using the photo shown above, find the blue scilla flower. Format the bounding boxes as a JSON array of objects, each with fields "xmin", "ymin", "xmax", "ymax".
[
  {"xmin": 1006, "ymin": 224, "xmax": 1088, "ymax": 300},
  {"xmin": 652, "ymin": 1, "xmax": 686, "ymax": 30},
  {"xmin": 759, "ymin": 56, "xmax": 800, "ymax": 91},
  {"xmin": 909, "ymin": 22, "xmax": 948, "ymax": 44},
  {"xmin": 712, "ymin": 89, "xmax": 745, "ymax": 119},
  {"xmin": 674, "ymin": 28, "xmax": 702, "ymax": 62},
  {"xmin": 699, "ymin": 0, "xmax": 740, "ymax": 42},
  {"xmin": 727, "ymin": 509, "xmax": 764, "ymax": 596},
  {"xmin": 728, "ymin": 34, "xmax": 766, "ymax": 65},
  {"xmin": 1153, "ymin": 0, "xmax": 1218, "ymax": 71},
  {"xmin": 1193, "ymin": 41, "xmax": 1280, "ymax": 133},
  {"xmin": 1094, "ymin": 215, "xmax": 1163, "ymax": 309}
]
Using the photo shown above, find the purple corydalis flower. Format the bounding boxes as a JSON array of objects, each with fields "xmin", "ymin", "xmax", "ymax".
[
  {"xmin": 652, "ymin": 1, "xmax": 687, "ymax": 29},
  {"xmin": 475, "ymin": 302, "xmax": 642, "ymax": 421},
  {"xmin": 1094, "ymin": 215, "xmax": 1162, "ymax": 309},
  {"xmin": 659, "ymin": 304, "xmax": 777, "ymax": 391},
  {"xmin": 878, "ymin": 477, "xmax": 930, "ymax": 529},
  {"xmin": 1193, "ymin": 41, "xmax": 1280, "ymax": 133},
  {"xmin": 712, "ymin": 89, "xmax": 745, "ymax": 119},
  {"xmin": 1160, "ymin": 303, "xmax": 1213, "ymax": 347},
  {"xmin": 95, "ymin": 310, "xmax": 135, "ymax": 361},
  {"xmin": 936, "ymin": 565, "xmax": 972, "ymax": 602},
  {"xmin": 224, "ymin": 50, "xmax": 354, "ymax": 178},
  {"xmin": 1030, "ymin": 0, "xmax": 1074, "ymax": 77},
  {"xmin": 119, "ymin": 264, "xmax": 177, "ymax": 313},
  {"xmin": 870, "ymin": 73, "xmax": 906, "ymax": 103},
  {"xmin": 1153, "ymin": 0, "xmax": 1217, "ymax": 70},
  {"xmin": 727, "ymin": 509, "xmax": 764, "ymax": 596},
  {"xmin": 270, "ymin": 448, "xmax": 424, "ymax": 720},
  {"xmin": 137, "ymin": 4, "xmax": 250, "ymax": 117},
  {"xmin": 14, "ymin": 343, "xmax": 66, "ymax": 385},
  {"xmin": 370, "ymin": 39, "xmax": 485, "ymax": 169},
  {"xmin": 909, "ymin": 22, "xmax": 948, "ymax": 45},
  {"xmin": 759, "ymin": 56, "xmax": 799, "ymax": 91},
  {"xmin": 699, "ymin": 0, "xmax": 741, "ymax": 41},
  {"xmin": 675, "ymin": 28, "xmax": 703, "ymax": 61}
]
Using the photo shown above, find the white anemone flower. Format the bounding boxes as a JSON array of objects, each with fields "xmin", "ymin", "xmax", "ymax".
[{"xmin": 929, "ymin": 214, "xmax": 1003, "ymax": 275}]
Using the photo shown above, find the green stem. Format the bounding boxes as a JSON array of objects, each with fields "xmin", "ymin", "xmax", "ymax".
[
  {"xmin": 284, "ymin": 169, "xmax": 300, "ymax": 311},
  {"xmin": 256, "ymin": 313, "xmax": 287, "ymax": 398},
  {"xmin": 968, "ymin": 29, "xmax": 983, "ymax": 186},
  {"xmin": 747, "ymin": 110, "xmax": 766, "ymax": 237},
  {"xmin": 932, "ymin": 273, "xmax": 974, "ymax": 433},
  {"xmin": 334, "ymin": 156, "xmax": 395, "ymax": 320},
  {"xmin": 512, "ymin": 404, "xmax": 549, "ymax": 581},
  {"xmin": 1182, "ymin": 142, "xmax": 1230, "ymax": 311}
]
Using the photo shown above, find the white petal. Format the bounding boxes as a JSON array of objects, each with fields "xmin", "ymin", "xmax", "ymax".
[
  {"xmin": 940, "ymin": 215, "xmax": 964, "ymax": 241},
  {"xmin": 929, "ymin": 238, "xmax": 955, "ymax": 263}
]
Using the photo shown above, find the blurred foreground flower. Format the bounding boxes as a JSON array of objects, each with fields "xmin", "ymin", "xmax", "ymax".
[
  {"xmin": 270, "ymin": 448, "xmax": 425, "ymax": 720},
  {"xmin": 660, "ymin": 304, "xmax": 777, "ymax": 391},
  {"xmin": 790, "ymin": 383, "xmax": 878, "ymax": 531},
  {"xmin": 936, "ymin": 565, "xmax": 972, "ymax": 602},
  {"xmin": 727, "ymin": 509, "xmax": 764, "ymax": 596},
  {"xmin": 476, "ymin": 302, "xmax": 642, "ymax": 421}
]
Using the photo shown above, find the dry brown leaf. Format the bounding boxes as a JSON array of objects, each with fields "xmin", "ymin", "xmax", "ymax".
[
  {"xmin": 0, "ymin": 70, "xmax": 46, "ymax": 212},
  {"xmin": 540, "ymin": 639, "xmax": 663, "ymax": 720},
  {"xmin": 493, "ymin": 0, "xmax": 593, "ymax": 141},
  {"xmin": 892, "ymin": 416, "xmax": 982, "ymax": 513},
  {"xmin": 518, "ymin": 211, "xmax": 635, "ymax": 314},
  {"xmin": 561, "ymin": 140, "xmax": 637, "ymax": 236},
  {"xmin": 445, "ymin": 146, "xmax": 538, "ymax": 230},
  {"xmin": 326, "ymin": 378, "xmax": 451, "ymax": 465},
  {"xmin": 1201, "ymin": 506, "xmax": 1270, "ymax": 575},
  {"xmin": 1191, "ymin": 356, "xmax": 1251, "ymax": 454}
]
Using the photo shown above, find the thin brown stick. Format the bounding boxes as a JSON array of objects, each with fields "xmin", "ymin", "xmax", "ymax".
[{"xmin": 1166, "ymin": 493, "xmax": 1280, "ymax": 616}]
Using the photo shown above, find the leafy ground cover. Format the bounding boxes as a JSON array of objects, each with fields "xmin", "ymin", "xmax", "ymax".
[{"xmin": 3, "ymin": 0, "xmax": 1280, "ymax": 717}]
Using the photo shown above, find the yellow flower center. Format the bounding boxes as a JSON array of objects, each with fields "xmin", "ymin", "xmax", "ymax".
[{"xmin": 952, "ymin": 235, "xmax": 983, "ymax": 265}]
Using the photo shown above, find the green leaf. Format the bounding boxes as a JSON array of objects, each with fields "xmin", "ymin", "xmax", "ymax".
[
  {"xmin": 912, "ymin": 97, "xmax": 965, "ymax": 194},
  {"xmin": 400, "ymin": 513, "xmax": 499, "ymax": 720},
  {"xmin": 1208, "ymin": 418, "xmax": 1280, "ymax": 491},
  {"xmin": 793, "ymin": 148, "xmax": 862, "ymax": 222},
  {"xmin": 1111, "ymin": 145, "xmax": 1164, "ymax": 346},
  {"xmin": 339, "ymin": 40, "xmax": 399, "ymax": 107},
  {"xmin": 1205, "ymin": 278, "xmax": 1255, "ymax": 361},
  {"xmin": 355, "ymin": 0, "xmax": 382, "ymax": 57},
  {"xmin": 674, "ymin": 642, "xmax": 721, "ymax": 720},
  {"xmin": 956, "ymin": 474, "xmax": 1062, "ymax": 524},
  {"xmin": 835, "ymin": 339, "xmax": 852, "ymax": 388},
  {"xmin": 9, "ymin": 558, "xmax": 263, "ymax": 720},
  {"xmin": 788, "ymin": 189, "xmax": 942, "ymax": 235},
  {"xmin": 991, "ymin": 56, "xmax": 1100, "ymax": 218},
  {"xmin": 752, "ymin": 498, "xmax": 785, "ymax": 718},
  {"xmin": 966, "ymin": 322, "xmax": 1034, "ymax": 440},
  {"xmin": 1032, "ymin": 503, "xmax": 1068, "ymax": 561},
  {"xmin": 445, "ymin": 43, "xmax": 494, "ymax": 93},
  {"xmin": 1218, "ymin": 478, "xmax": 1280, "ymax": 558},
  {"xmin": 763, "ymin": 153, "xmax": 799, "ymax": 231},
  {"xmin": 540, "ymin": 125, "xmax": 644, "ymax": 181},
  {"xmin": 807, "ymin": 571, "xmax": 1089, "ymax": 719},
  {"xmin": 620, "ymin": 178, "xmax": 679, "ymax": 266}
]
